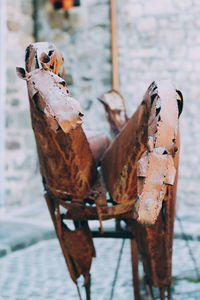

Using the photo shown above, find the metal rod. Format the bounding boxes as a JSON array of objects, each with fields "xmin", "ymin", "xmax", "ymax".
[
  {"xmin": 159, "ymin": 287, "xmax": 165, "ymax": 300},
  {"xmin": 167, "ymin": 285, "xmax": 172, "ymax": 300},
  {"xmin": 109, "ymin": 239, "xmax": 125, "ymax": 300},
  {"xmin": 91, "ymin": 229, "xmax": 134, "ymax": 239},
  {"xmin": 84, "ymin": 274, "xmax": 91, "ymax": 300},
  {"xmin": 110, "ymin": 0, "xmax": 119, "ymax": 91},
  {"xmin": 130, "ymin": 239, "xmax": 141, "ymax": 300},
  {"xmin": 76, "ymin": 282, "xmax": 83, "ymax": 300}
]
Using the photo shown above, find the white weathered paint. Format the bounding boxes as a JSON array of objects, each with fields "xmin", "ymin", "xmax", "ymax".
[
  {"xmin": 17, "ymin": 67, "xmax": 84, "ymax": 134},
  {"xmin": 136, "ymin": 81, "xmax": 179, "ymax": 225}
]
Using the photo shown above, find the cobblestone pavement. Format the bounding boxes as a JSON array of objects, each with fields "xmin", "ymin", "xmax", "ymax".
[{"xmin": 0, "ymin": 237, "xmax": 200, "ymax": 300}]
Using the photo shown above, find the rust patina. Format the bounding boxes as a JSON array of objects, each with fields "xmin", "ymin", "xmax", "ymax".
[{"xmin": 17, "ymin": 42, "xmax": 183, "ymax": 300}]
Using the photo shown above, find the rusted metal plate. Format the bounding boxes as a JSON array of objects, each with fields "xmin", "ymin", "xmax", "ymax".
[
  {"xmin": 99, "ymin": 90, "xmax": 128, "ymax": 136},
  {"xmin": 17, "ymin": 55, "xmax": 97, "ymax": 200},
  {"xmin": 101, "ymin": 81, "xmax": 182, "ymax": 226},
  {"xmin": 57, "ymin": 198, "xmax": 136, "ymax": 220},
  {"xmin": 17, "ymin": 44, "xmax": 98, "ymax": 290},
  {"xmin": 45, "ymin": 194, "xmax": 95, "ymax": 286},
  {"xmin": 101, "ymin": 94, "xmax": 148, "ymax": 204},
  {"xmin": 85, "ymin": 130, "xmax": 110, "ymax": 164},
  {"xmin": 135, "ymin": 81, "xmax": 181, "ymax": 225},
  {"xmin": 17, "ymin": 42, "xmax": 184, "ymax": 299}
]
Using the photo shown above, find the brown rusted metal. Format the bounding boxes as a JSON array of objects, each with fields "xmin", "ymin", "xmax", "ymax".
[
  {"xmin": 17, "ymin": 43, "xmax": 98, "ymax": 298},
  {"xmin": 85, "ymin": 130, "xmax": 110, "ymax": 164},
  {"xmin": 131, "ymin": 239, "xmax": 141, "ymax": 300},
  {"xmin": 45, "ymin": 193, "xmax": 95, "ymax": 287},
  {"xmin": 17, "ymin": 42, "xmax": 183, "ymax": 300},
  {"xmin": 101, "ymin": 91, "xmax": 148, "ymax": 205},
  {"xmin": 101, "ymin": 80, "xmax": 183, "ymax": 298},
  {"xmin": 16, "ymin": 66, "xmax": 97, "ymax": 200},
  {"xmin": 110, "ymin": 0, "xmax": 119, "ymax": 92},
  {"xmin": 99, "ymin": 90, "xmax": 128, "ymax": 136},
  {"xmin": 135, "ymin": 81, "xmax": 180, "ymax": 225}
]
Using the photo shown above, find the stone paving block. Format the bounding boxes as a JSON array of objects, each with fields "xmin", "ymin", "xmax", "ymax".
[
  {"xmin": 0, "ymin": 238, "xmax": 200, "ymax": 299},
  {"xmin": 0, "ymin": 222, "xmax": 55, "ymax": 257}
]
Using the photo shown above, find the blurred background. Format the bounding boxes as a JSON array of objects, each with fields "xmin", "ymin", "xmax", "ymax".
[{"xmin": 0, "ymin": 0, "xmax": 200, "ymax": 299}]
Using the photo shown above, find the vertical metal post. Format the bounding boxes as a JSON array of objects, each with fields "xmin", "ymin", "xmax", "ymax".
[
  {"xmin": 131, "ymin": 239, "xmax": 141, "ymax": 300},
  {"xmin": 0, "ymin": 0, "xmax": 7, "ymax": 214},
  {"xmin": 110, "ymin": 0, "xmax": 119, "ymax": 92}
]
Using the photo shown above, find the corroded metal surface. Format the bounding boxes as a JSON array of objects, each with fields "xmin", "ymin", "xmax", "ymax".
[
  {"xmin": 17, "ymin": 42, "xmax": 183, "ymax": 299},
  {"xmin": 135, "ymin": 81, "xmax": 181, "ymax": 225},
  {"xmin": 99, "ymin": 90, "xmax": 128, "ymax": 136},
  {"xmin": 17, "ymin": 43, "xmax": 98, "ymax": 292},
  {"xmin": 16, "ymin": 64, "xmax": 97, "ymax": 200},
  {"xmin": 85, "ymin": 130, "xmax": 110, "ymax": 165},
  {"xmin": 101, "ymin": 81, "xmax": 182, "ymax": 225},
  {"xmin": 101, "ymin": 91, "xmax": 149, "ymax": 204},
  {"xmin": 45, "ymin": 193, "xmax": 95, "ymax": 286},
  {"xmin": 101, "ymin": 80, "xmax": 182, "ymax": 296},
  {"xmin": 25, "ymin": 42, "xmax": 65, "ymax": 76}
]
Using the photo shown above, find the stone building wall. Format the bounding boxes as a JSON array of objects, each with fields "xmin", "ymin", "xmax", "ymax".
[
  {"xmin": 3, "ymin": 0, "xmax": 200, "ymax": 215},
  {"xmin": 4, "ymin": 0, "xmax": 43, "ymax": 208}
]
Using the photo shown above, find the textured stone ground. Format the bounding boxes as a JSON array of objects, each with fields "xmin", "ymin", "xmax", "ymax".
[
  {"xmin": 1, "ymin": 188, "xmax": 200, "ymax": 299},
  {"xmin": 0, "ymin": 238, "xmax": 200, "ymax": 300}
]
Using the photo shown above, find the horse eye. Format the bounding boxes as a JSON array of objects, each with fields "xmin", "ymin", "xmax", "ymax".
[{"xmin": 59, "ymin": 81, "xmax": 66, "ymax": 87}]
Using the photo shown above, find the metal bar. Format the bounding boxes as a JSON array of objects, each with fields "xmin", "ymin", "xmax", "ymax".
[
  {"xmin": 110, "ymin": 0, "xmax": 119, "ymax": 91},
  {"xmin": 131, "ymin": 239, "xmax": 141, "ymax": 300},
  {"xmin": 91, "ymin": 229, "xmax": 134, "ymax": 239}
]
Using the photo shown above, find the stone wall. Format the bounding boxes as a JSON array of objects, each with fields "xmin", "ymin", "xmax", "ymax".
[
  {"xmin": 3, "ymin": 0, "xmax": 200, "ymax": 215},
  {"xmin": 5, "ymin": 0, "xmax": 43, "ymax": 208}
]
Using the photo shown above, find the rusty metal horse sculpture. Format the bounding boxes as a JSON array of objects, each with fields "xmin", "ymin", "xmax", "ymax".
[{"xmin": 17, "ymin": 42, "xmax": 183, "ymax": 300}]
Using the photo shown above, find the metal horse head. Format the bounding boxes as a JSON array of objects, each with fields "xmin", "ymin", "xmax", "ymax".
[
  {"xmin": 135, "ymin": 81, "xmax": 183, "ymax": 225},
  {"xmin": 16, "ymin": 64, "xmax": 83, "ymax": 134},
  {"xmin": 25, "ymin": 42, "xmax": 65, "ymax": 76}
]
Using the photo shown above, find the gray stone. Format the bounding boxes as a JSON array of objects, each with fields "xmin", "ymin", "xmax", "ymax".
[
  {"xmin": 7, "ymin": 20, "xmax": 20, "ymax": 32},
  {"xmin": 64, "ymin": 73, "xmax": 74, "ymax": 85},
  {"xmin": 0, "ymin": 222, "xmax": 55, "ymax": 254},
  {"xmin": 21, "ymin": 0, "xmax": 32, "ymax": 15},
  {"xmin": 6, "ymin": 68, "xmax": 17, "ymax": 83},
  {"xmin": 10, "ymin": 98, "xmax": 20, "ymax": 106},
  {"xmin": 0, "ymin": 237, "xmax": 200, "ymax": 299},
  {"xmin": 6, "ymin": 140, "xmax": 21, "ymax": 150}
]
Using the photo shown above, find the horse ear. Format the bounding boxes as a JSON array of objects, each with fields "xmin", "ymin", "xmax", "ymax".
[
  {"xmin": 176, "ymin": 89, "xmax": 183, "ymax": 117},
  {"xmin": 40, "ymin": 52, "xmax": 50, "ymax": 71},
  {"xmin": 16, "ymin": 67, "xmax": 30, "ymax": 80},
  {"xmin": 41, "ymin": 62, "xmax": 49, "ymax": 71},
  {"xmin": 40, "ymin": 52, "xmax": 50, "ymax": 64}
]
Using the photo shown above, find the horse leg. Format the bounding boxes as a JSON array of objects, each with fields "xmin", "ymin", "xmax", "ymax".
[
  {"xmin": 84, "ymin": 273, "xmax": 91, "ymax": 300},
  {"xmin": 159, "ymin": 287, "xmax": 165, "ymax": 300},
  {"xmin": 167, "ymin": 284, "xmax": 172, "ymax": 300},
  {"xmin": 145, "ymin": 283, "xmax": 155, "ymax": 300},
  {"xmin": 131, "ymin": 239, "xmax": 141, "ymax": 300}
]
